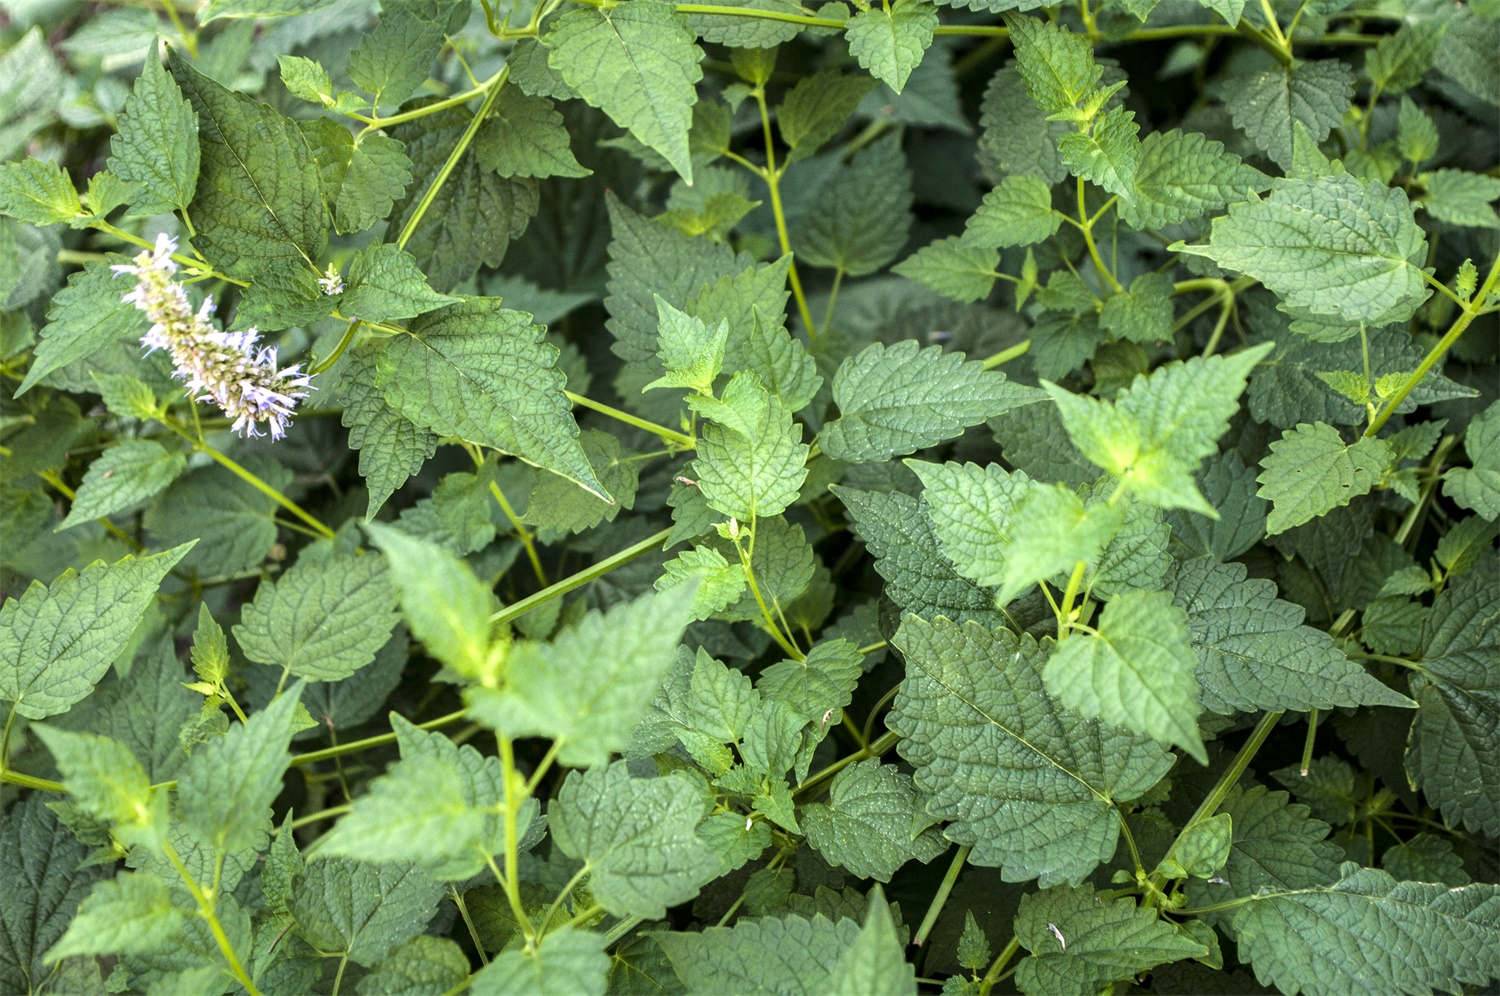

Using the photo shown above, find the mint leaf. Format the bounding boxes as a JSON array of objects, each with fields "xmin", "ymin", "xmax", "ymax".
[
  {"xmin": 0, "ymin": 160, "xmax": 80, "ymax": 226},
  {"xmin": 1120, "ymin": 129, "xmax": 1268, "ymax": 230},
  {"xmin": 890, "ymin": 616, "xmax": 1172, "ymax": 884},
  {"xmin": 366, "ymin": 523, "xmax": 496, "ymax": 682},
  {"xmin": 1444, "ymin": 400, "xmax": 1500, "ymax": 518},
  {"xmin": 846, "ymin": 0, "xmax": 938, "ymax": 94},
  {"xmin": 779, "ymin": 70, "xmax": 877, "ymax": 162},
  {"xmin": 340, "ymin": 244, "xmax": 457, "ymax": 323},
  {"xmin": 692, "ymin": 372, "xmax": 808, "ymax": 521},
  {"xmin": 338, "ymin": 344, "xmax": 438, "ymax": 518},
  {"xmin": 893, "ymin": 236, "xmax": 999, "ymax": 303},
  {"xmin": 1223, "ymin": 59, "xmax": 1353, "ymax": 171},
  {"xmin": 471, "ymin": 927, "xmax": 609, "ymax": 996},
  {"xmin": 290, "ymin": 860, "xmax": 443, "ymax": 967},
  {"xmin": 544, "ymin": 0, "xmax": 703, "ymax": 183},
  {"xmin": 832, "ymin": 887, "xmax": 917, "ymax": 996},
  {"xmin": 656, "ymin": 912, "xmax": 863, "ymax": 992},
  {"xmin": 0, "ymin": 543, "xmax": 191, "ymax": 719},
  {"xmin": 801, "ymin": 759, "xmax": 946, "ymax": 882},
  {"xmin": 108, "ymin": 53, "xmax": 199, "ymax": 215},
  {"xmin": 1005, "ymin": 14, "xmax": 1101, "ymax": 116},
  {"xmin": 56, "ymin": 440, "xmax": 185, "ymax": 530},
  {"xmin": 963, "ymin": 174, "xmax": 1061, "ymax": 248},
  {"xmin": 1257, "ymin": 422, "xmax": 1394, "ymax": 535},
  {"xmin": 475, "ymin": 88, "xmax": 591, "ymax": 180},
  {"xmin": 0, "ymin": 799, "xmax": 106, "ymax": 993}
]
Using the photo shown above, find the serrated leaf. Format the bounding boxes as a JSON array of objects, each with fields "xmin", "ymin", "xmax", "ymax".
[
  {"xmin": 301, "ymin": 120, "xmax": 414, "ymax": 235},
  {"xmin": 1044, "ymin": 590, "xmax": 1207, "ymax": 762},
  {"xmin": 834, "ymin": 485, "xmax": 1004, "ymax": 626},
  {"xmin": 359, "ymin": 936, "xmax": 471, "ymax": 996},
  {"xmin": 1257, "ymin": 422, "xmax": 1394, "ymax": 535},
  {"xmin": 145, "ymin": 461, "xmax": 286, "ymax": 575},
  {"xmin": 167, "ymin": 51, "xmax": 325, "ymax": 280},
  {"xmin": 373, "ymin": 298, "xmax": 608, "ymax": 500},
  {"xmin": 57, "ymin": 440, "xmax": 185, "ymax": 531},
  {"xmin": 890, "ymin": 616, "xmax": 1173, "ymax": 885},
  {"xmin": 1059, "ymin": 106, "xmax": 1141, "ymax": 200},
  {"xmin": 832, "ymin": 887, "xmax": 917, "ymax": 996},
  {"xmin": 0, "ymin": 160, "xmax": 80, "ymax": 226},
  {"xmin": 32, "ymin": 725, "xmax": 156, "ymax": 836},
  {"xmin": 821, "ymin": 341, "xmax": 1043, "ymax": 463},
  {"xmin": 1381, "ymin": 833, "xmax": 1470, "ymax": 886},
  {"xmin": 656, "ymin": 545, "xmax": 746, "ymax": 620},
  {"xmin": 691, "ymin": 372, "xmax": 808, "ymax": 521},
  {"xmin": 801, "ymin": 760, "xmax": 946, "ymax": 882},
  {"xmin": 340, "ymin": 244, "xmax": 457, "ymax": 323},
  {"xmin": 1444, "ymin": 400, "xmax": 1500, "ymax": 519},
  {"xmin": 1175, "ymin": 556, "xmax": 1412, "ymax": 715},
  {"xmin": 779, "ymin": 70, "xmax": 877, "ymax": 162},
  {"xmin": 1421, "ymin": 168, "xmax": 1500, "ymax": 229},
  {"xmin": 1223, "ymin": 59, "xmax": 1353, "ymax": 171},
  {"xmin": 796, "ymin": 134, "xmax": 913, "ymax": 277},
  {"xmin": 1014, "ymin": 885, "xmax": 1207, "ymax": 994},
  {"xmin": 656, "ymin": 912, "xmax": 863, "ymax": 993},
  {"xmin": 1188, "ymin": 785, "xmax": 1343, "ymax": 904},
  {"xmin": 893, "ymin": 236, "xmax": 998, "ymax": 303},
  {"xmin": 338, "ymin": 344, "xmax": 437, "ymax": 518},
  {"xmin": 543, "ymin": 0, "xmax": 703, "ymax": 182},
  {"xmin": 177, "ymin": 685, "xmax": 303, "ymax": 854},
  {"xmin": 468, "ymin": 588, "xmax": 694, "ymax": 767},
  {"xmin": 16, "ymin": 259, "xmax": 141, "ymax": 396},
  {"xmin": 1005, "ymin": 14, "xmax": 1101, "ymax": 115},
  {"xmin": 1231, "ymin": 864, "xmax": 1500, "ymax": 996},
  {"xmin": 349, "ymin": 0, "xmax": 464, "ymax": 113},
  {"xmin": 551, "ymin": 762, "xmax": 719, "ymax": 918},
  {"xmin": 366, "ymin": 523, "xmax": 496, "ymax": 682},
  {"xmin": 910, "ymin": 460, "xmax": 1121, "ymax": 605},
  {"xmin": 962, "ymin": 173, "xmax": 1061, "ymax": 249},
  {"xmin": 758, "ymin": 638, "xmax": 864, "ymax": 723},
  {"xmin": 845, "ymin": 0, "xmax": 938, "ymax": 94},
  {"xmin": 291, "ymin": 860, "xmax": 444, "ymax": 967},
  {"xmin": 475, "ymin": 88, "xmax": 591, "ymax": 180},
  {"xmin": 646, "ymin": 295, "xmax": 728, "ymax": 395},
  {"xmin": 233, "ymin": 545, "xmax": 399, "ymax": 682},
  {"xmin": 44, "ymin": 874, "xmax": 186, "ymax": 964},
  {"xmin": 471, "ymin": 927, "xmax": 609, "ymax": 996},
  {"xmin": 1367, "ymin": 20, "xmax": 1447, "ymax": 95},
  {"xmin": 1121, "ymin": 129, "xmax": 1269, "ymax": 230},
  {"xmin": 108, "ymin": 53, "xmax": 199, "ymax": 215},
  {"xmin": 0, "ymin": 543, "xmax": 191, "ymax": 719}
]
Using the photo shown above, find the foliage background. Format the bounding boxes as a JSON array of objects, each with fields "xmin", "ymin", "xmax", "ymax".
[{"xmin": 0, "ymin": 0, "xmax": 1498, "ymax": 992}]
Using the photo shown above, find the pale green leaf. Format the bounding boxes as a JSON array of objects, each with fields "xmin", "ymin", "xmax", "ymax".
[
  {"xmin": 655, "ymin": 912, "xmax": 863, "ymax": 993},
  {"xmin": 1223, "ymin": 59, "xmax": 1353, "ymax": 171},
  {"xmin": 108, "ymin": 53, "xmax": 199, "ymax": 215},
  {"xmin": 471, "ymin": 927, "xmax": 609, "ymax": 996},
  {"xmin": 1257, "ymin": 422, "xmax": 1394, "ymax": 535},
  {"xmin": 32, "ymin": 726, "xmax": 155, "ymax": 834},
  {"xmin": 1058, "ymin": 106, "xmax": 1141, "ymax": 200},
  {"xmin": 1444, "ymin": 399, "xmax": 1500, "ymax": 519},
  {"xmin": 1005, "ymin": 14, "xmax": 1101, "ymax": 115},
  {"xmin": 301, "ymin": 120, "xmax": 414, "ymax": 235},
  {"xmin": 57, "ymin": 440, "xmax": 185, "ymax": 531},
  {"xmin": 691, "ymin": 372, "xmax": 808, "ymax": 521},
  {"xmin": 831, "ymin": 887, "xmax": 917, "ymax": 996},
  {"xmin": 475, "ymin": 88, "xmax": 591, "ymax": 180},
  {"xmin": 845, "ymin": 0, "xmax": 938, "ymax": 94},
  {"xmin": 16, "ymin": 259, "xmax": 141, "ymax": 396},
  {"xmin": 1120, "ymin": 128, "xmax": 1268, "ymax": 230},
  {"xmin": 645, "ymin": 295, "xmax": 728, "ymax": 395},
  {"xmin": 44, "ymin": 874, "xmax": 186, "ymax": 964},
  {"xmin": 801, "ymin": 760, "xmax": 946, "ymax": 882},
  {"xmin": 962, "ymin": 174, "xmax": 1061, "ymax": 249},
  {"xmin": 893, "ymin": 236, "xmax": 999, "ymax": 303},
  {"xmin": 655, "ymin": 545, "xmax": 746, "ymax": 620},
  {"xmin": 291, "ymin": 860, "xmax": 444, "ymax": 967},
  {"xmin": 366, "ymin": 523, "xmax": 496, "ymax": 682},
  {"xmin": 0, "ymin": 160, "xmax": 80, "ymax": 226},
  {"xmin": 340, "ymin": 244, "xmax": 458, "ymax": 323}
]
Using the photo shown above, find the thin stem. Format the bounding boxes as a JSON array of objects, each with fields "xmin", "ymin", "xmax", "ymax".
[
  {"xmin": 360, "ymin": 68, "xmax": 506, "ymax": 132},
  {"xmin": 309, "ymin": 320, "xmax": 362, "ymax": 377},
  {"xmin": 1118, "ymin": 810, "xmax": 1145, "ymax": 876},
  {"xmin": 289, "ymin": 709, "xmax": 467, "ymax": 768},
  {"xmin": 290, "ymin": 804, "xmax": 352, "ymax": 829},
  {"xmin": 488, "ymin": 479, "xmax": 547, "ymax": 586},
  {"xmin": 540, "ymin": 864, "xmax": 591, "ymax": 936},
  {"xmin": 497, "ymin": 735, "xmax": 535, "ymax": 944},
  {"xmin": 738, "ymin": 537, "xmax": 803, "ymax": 660},
  {"xmin": 1056, "ymin": 560, "xmax": 1088, "ymax": 635},
  {"xmin": 1366, "ymin": 257, "xmax": 1500, "ymax": 438},
  {"xmin": 1299, "ymin": 709, "xmax": 1319, "ymax": 777},
  {"xmin": 162, "ymin": 839, "xmax": 262, "ymax": 996},
  {"xmin": 913, "ymin": 845, "xmax": 970, "ymax": 946},
  {"xmin": 330, "ymin": 956, "xmax": 349, "ymax": 996},
  {"xmin": 980, "ymin": 339, "xmax": 1031, "ymax": 369},
  {"xmin": 524, "ymin": 741, "xmax": 561, "ymax": 795},
  {"xmin": 489, "ymin": 527, "xmax": 671, "ymax": 625},
  {"xmin": 978, "ymin": 937, "xmax": 1022, "ymax": 995},
  {"xmin": 794, "ymin": 730, "xmax": 899, "ymax": 797},
  {"xmin": 396, "ymin": 67, "xmax": 510, "ymax": 250},
  {"xmin": 1181, "ymin": 711, "xmax": 1282, "ymax": 834},
  {"xmin": 819, "ymin": 267, "xmax": 845, "ymax": 336},
  {"xmin": 451, "ymin": 887, "xmax": 490, "ymax": 965},
  {"xmin": 673, "ymin": 2, "xmax": 842, "ymax": 28},
  {"xmin": 752, "ymin": 86, "xmax": 818, "ymax": 337},
  {"xmin": 1077, "ymin": 179, "xmax": 1124, "ymax": 294},
  {"xmin": 564, "ymin": 391, "xmax": 694, "ymax": 449}
]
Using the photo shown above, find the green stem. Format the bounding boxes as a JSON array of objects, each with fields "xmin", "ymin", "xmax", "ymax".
[
  {"xmin": 752, "ymin": 86, "xmax": 818, "ymax": 337},
  {"xmin": 162, "ymin": 839, "xmax": 262, "ymax": 996},
  {"xmin": 396, "ymin": 66, "xmax": 510, "ymax": 251},
  {"xmin": 489, "ymin": 527, "xmax": 671, "ymax": 625},
  {"xmin": 913, "ymin": 845, "xmax": 970, "ymax": 946},
  {"xmin": 794, "ymin": 730, "xmax": 899, "ymax": 797},
  {"xmin": 288, "ymin": 709, "xmax": 467, "ymax": 768},
  {"xmin": 978, "ymin": 937, "xmax": 1022, "ymax": 995},
  {"xmin": 290, "ymin": 804, "xmax": 351, "ymax": 829},
  {"xmin": 1056, "ymin": 560, "xmax": 1088, "ymax": 635},
  {"xmin": 1181, "ymin": 711, "xmax": 1282, "ymax": 834},
  {"xmin": 497, "ymin": 735, "xmax": 535, "ymax": 944},
  {"xmin": 359, "ymin": 67, "xmax": 506, "ymax": 132},
  {"xmin": 1078, "ymin": 179, "xmax": 1124, "ymax": 294},
  {"xmin": 564, "ymin": 391, "xmax": 694, "ymax": 448},
  {"xmin": 309, "ymin": 319, "xmax": 362, "ymax": 376},
  {"xmin": 980, "ymin": 339, "xmax": 1031, "ymax": 369},
  {"xmin": 452, "ymin": 887, "xmax": 490, "ymax": 965},
  {"xmin": 673, "ymin": 2, "xmax": 842, "ymax": 28},
  {"xmin": 1365, "ymin": 256, "xmax": 1500, "ymax": 438},
  {"xmin": 1299, "ymin": 709, "xmax": 1319, "ymax": 776},
  {"xmin": 488, "ymin": 479, "xmax": 547, "ymax": 586}
]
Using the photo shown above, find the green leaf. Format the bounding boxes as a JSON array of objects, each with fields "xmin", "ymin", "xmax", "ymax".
[
  {"xmin": 910, "ymin": 460, "xmax": 1122, "ymax": 605},
  {"xmin": 1197, "ymin": 785, "xmax": 1343, "ymax": 900},
  {"xmin": 373, "ymin": 298, "xmax": 609, "ymax": 500},
  {"xmin": 1120, "ymin": 128, "xmax": 1268, "ymax": 230},
  {"xmin": 550, "ymin": 762, "xmax": 719, "ymax": 918},
  {"xmin": 44, "ymin": 874, "xmax": 186, "ymax": 963},
  {"xmin": 108, "ymin": 53, "xmax": 199, "ymax": 215},
  {"xmin": 1004, "ymin": 14, "xmax": 1101, "ymax": 115},
  {"xmin": 821, "ymin": 341, "xmax": 1043, "ymax": 464},
  {"xmin": 1044, "ymin": 590, "xmax": 1207, "ymax": 763},
  {"xmin": 893, "ymin": 236, "xmax": 999, "ymax": 303},
  {"xmin": 831, "ymin": 887, "xmax": 918, "ymax": 996},
  {"xmin": 56, "ymin": 440, "xmax": 186, "ymax": 531},
  {"xmin": 366, "ymin": 523, "xmax": 497, "ymax": 683},
  {"xmin": 1421, "ymin": 168, "xmax": 1500, "ymax": 229},
  {"xmin": 1043, "ymin": 344, "xmax": 1273, "ymax": 514},
  {"xmin": 1231, "ymin": 865, "xmax": 1500, "ymax": 996},
  {"xmin": 300, "ymin": 120, "xmax": 414, "ymax": 235},
  {"xmin": 32, "ymin": 726, "xmax": 157, "ymax": 836},
  {"xmin": 1366, "ymin": 20, "xmax": 1447, "ymax": 95},
  {"xmin": 1179, "ymin": 173, "xmax": 1429, "ymax": 325},
  {"xmin": 340, "ymin": 244, "xmax": 458, "ymax": 323},
  {"xmin": 1257, "ymin": 422, "xmax": 1394, "ymax": 535},
  {"xmin": 656, "ymin": 912, "xmax": 863, "ymax": 993},
  {"xmin": 1381, "ymin": 833, "xmax": 1471, "ymax": 886},
  {"xmin": 1444, "ymin": 399, "xmax": 1500, "ymax": 519},
  {"xmin": 1058, "ymin": 106, "xmax": 1141, "ymax": 200},
  {"xmin": 833, "ymin": 485, "xmax": 1003, "ymax": 626},
  {"xmin": 691, "ymin": 372, "xmax": 808, "ymax": 521},
  {"xmin": 0, "ymin": 798, "xmax": 106, "ymax": 993},
  {"xmin": 348, "ymin": 0, "xmax": 464, "ymax": 113},
  {"xmin": 890, "ymin": 616, "xmax": 1172, "ymax": 885},
  {"xmin": 337, "ymin": 343, "xmax": 438, "ymax": 518},
  {"xmin": 470, "ymin": 927, "xmax": 609, "ymax": 996},
  {"xmin": 233, "ymin": 545, "xmax": 399, "ymax": 682},
  {"xmin": 145, "ymin": 461, "xmax": 286, "ymax": 575},
  {"xmin": 1158, "ymin": 812, "xmax": 1233, "ymax": 879},
  {"xmin": 291, "ymin": 860, "xmax": 444, "ymax": 967},
  {"xmin": 778, "ymin": 70, "xmax": 877, "ymax": 162},
  {"xmin": 467, "ymin": 588, "xmax": 694, "ymax": 767},
  {"xmin": 359, "ymin": 936, "xmax": 472, "ymax": 996},
  {"xmin": 845, "ymin": 0, "xmax": 938, "ymax": 94},
  {"xmin": 198, "ymin": 0, "xmax": 342, "ymax": 21},
  {"xmin": 957, "ymin": 911, "xmax": 992, "ymax": 971},
  {"xmin": 278, "ymin": 54, "xmax": 333, "ymax": 104},
  {"xmin": 1407, "ymin": 557, "xmax": 1500, "ymax": 835},
  {"xmin": 0, "ymin": 543, "xmax": 191, "ymax": 719},
  {"xmin": 1396, "ymin": 96, "xmax": 1439, "ymax": 166},
  {"xmin": 1099, "ymin": 271, "xmax": 1173, "ymax": 344},
  {"xmin": 543, "ymin": 0, "xmax": 703, "ymax": 183},
  {"xmin": 758, "ymin": 638, "xmax": 865, "ymax": 723},
  {"xmin": 645, "ymin": 295, "xmax": 729, "ymax": 395},
  {"xmin": 167, "ymin": 51, "xmax": 325, "ymax": 280},
  {"xmin": 634, "ymin": 647, "xmax": 760, "ymax": 774},
  {"xmin": 962, "ymin": 174, "xmax": 1061, "ymax": 249},
  {"xmin": 1170, "ymin": 557, "xmax": 1415, "ymax": 714},
  {"xmin": 177, "ymin": 685, "xmax": 304, "ymax": 854},
  {"xmin": 656, "ymin": 545, "xmax": 746, "ymax": 620},
  {"xmin": 796, "ymin": 134, "xmax": 913, "ymax": 276},
  {"xmin": 475, "ymin": 88, "xmax": 591, "ymax": 179},
  {"xmin": 1223, "ymin": 59, "xmax": 1353, "ymax": 171},
  {"xmin": 801, "ymin": 760, "xmax": 946, "ymax": 882},
  {"xmin": 16, "ymin": 259, "xmax": 141, "ymax": 396},
  {"xmin": 523, "ymin": 430, "xmax": 640, "ymax": 537},
  {"xmin": 1014, "ymin": 885, "xmax": 1207, "ymax": 994},
  {"xmin": 0, "ymin": 160, "xmax": 81, "ymax": 226}
]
